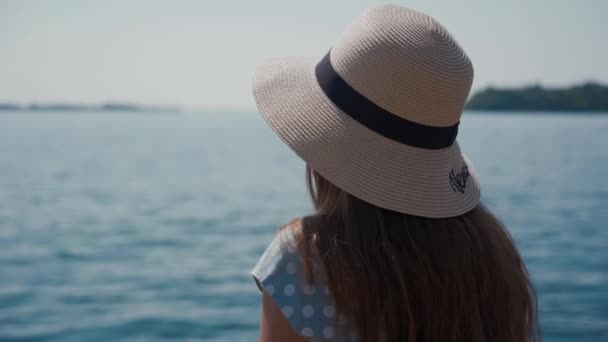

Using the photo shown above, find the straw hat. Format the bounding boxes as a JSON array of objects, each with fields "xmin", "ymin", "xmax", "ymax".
[{"xmin": 252, "ymin": 4, "xmax": 480, "ymax": 218}]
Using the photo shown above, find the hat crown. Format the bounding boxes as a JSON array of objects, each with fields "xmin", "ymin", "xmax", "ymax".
[{"xmin": 330, "ymin": 5, "xmax": 473, "ymax": 127}]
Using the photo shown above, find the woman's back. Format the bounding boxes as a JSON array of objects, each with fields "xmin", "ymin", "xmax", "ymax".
[{"xmin": 253, "ymin": 169, "xmax": 538, "ymax": 341}]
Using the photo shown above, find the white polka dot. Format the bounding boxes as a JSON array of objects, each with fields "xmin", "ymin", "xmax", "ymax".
[
  {"xmin": 323, "ymin": 305, "xmax": 335, "ymax": 318},
  {"xmin": 303, "ymin": 284, "xmax": 315, "ymax": 296},
  {"xmin": 286, "ymin": 262, "xmax": 296, "ymax": 274},
  {"xmin": 302, "ymin": 304, "xmax": 314, "ymax": 318},
  {"xmin": 265, "ymin": 285, "xmax": 275, "ymax": 295},
  {"xmin": 301, "ymin": 327, "xmax": 314, "ymax": 337},
  {"xmin": 284, "ymin": 284, "xmax": 295, "ymax": 296},
  {"xmin": 281, "ymin": 306, "xmax": 294, "ymax": 318},
  {"xmin": 323, "ymin": 326, "xmax": 335, "ymax": 339}
]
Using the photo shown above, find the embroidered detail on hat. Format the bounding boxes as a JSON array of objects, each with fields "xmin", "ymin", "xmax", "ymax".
[{"xmin": 449, "ymin": 163, "xmax": 470, "ymax": 194}]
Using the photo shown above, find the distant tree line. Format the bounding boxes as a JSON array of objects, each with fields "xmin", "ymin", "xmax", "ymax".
[
  {"xmin": 0, "ymin": 102, "xmax": 180, "ymax": 113},
  {"xmin": 466, "ymin": 82, "xmax": 608, "ymax": 111}
]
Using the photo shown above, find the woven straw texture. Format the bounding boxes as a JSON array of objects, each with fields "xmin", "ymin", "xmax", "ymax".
[{"xmin": 252, "ymin": 5, "xmax": 481, "ymax": 218}]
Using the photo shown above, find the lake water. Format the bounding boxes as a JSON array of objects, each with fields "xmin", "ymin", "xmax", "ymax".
[{"xmin": 0, "ymin": 111, "xmax": 607, "ymax": 341}]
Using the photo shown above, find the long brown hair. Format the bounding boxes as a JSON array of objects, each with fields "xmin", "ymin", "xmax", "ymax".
[{"xmin": 291, "ymin": 166, "xmax": 539, "ymax": 341}]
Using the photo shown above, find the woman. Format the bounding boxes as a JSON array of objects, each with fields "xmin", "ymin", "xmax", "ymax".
[{"xmin": 251, "ymin": 5, "xmax": 539, "ymax": 342}]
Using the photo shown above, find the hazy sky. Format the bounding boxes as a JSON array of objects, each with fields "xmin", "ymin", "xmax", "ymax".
[{"xmin": 1, "ymin": 0, "xmax": 606, "ymax": 110}]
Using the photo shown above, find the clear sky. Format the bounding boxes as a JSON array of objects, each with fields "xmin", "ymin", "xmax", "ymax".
[{"xmin": 1, "ymin": 0, "xmax": 606, "ymax": 110}]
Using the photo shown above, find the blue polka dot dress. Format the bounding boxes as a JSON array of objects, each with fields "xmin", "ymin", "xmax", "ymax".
[{"xmin": 252, "ymin": 228, "xmax": 359, "ymax": 341}]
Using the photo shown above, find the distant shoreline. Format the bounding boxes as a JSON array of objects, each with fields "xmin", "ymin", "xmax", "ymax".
[
  {"xmin": 0, "ymin": 102, "xmax": 180, "ymax": 113},
  {"xmin": 465, "ymin": 82, "xmax": 608, "ymax": 112},
  {"xmin": 3, "ymin": 82, "xmax": 608, "ymax": 114}
]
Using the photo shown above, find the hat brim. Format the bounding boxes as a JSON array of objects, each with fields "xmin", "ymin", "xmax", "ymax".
[{"xmin": 253, "ymin": 56, "xmax": 480, "ymax": 218}]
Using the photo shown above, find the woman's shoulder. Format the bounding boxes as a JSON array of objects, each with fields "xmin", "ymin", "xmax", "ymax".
[
  {"xmin": 251, "ymin": 219, "xmax": 350, "ymax": 340},
  {"xmin": 251, "ymin": 219, "xmax": 306, "ymax": 290}
]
